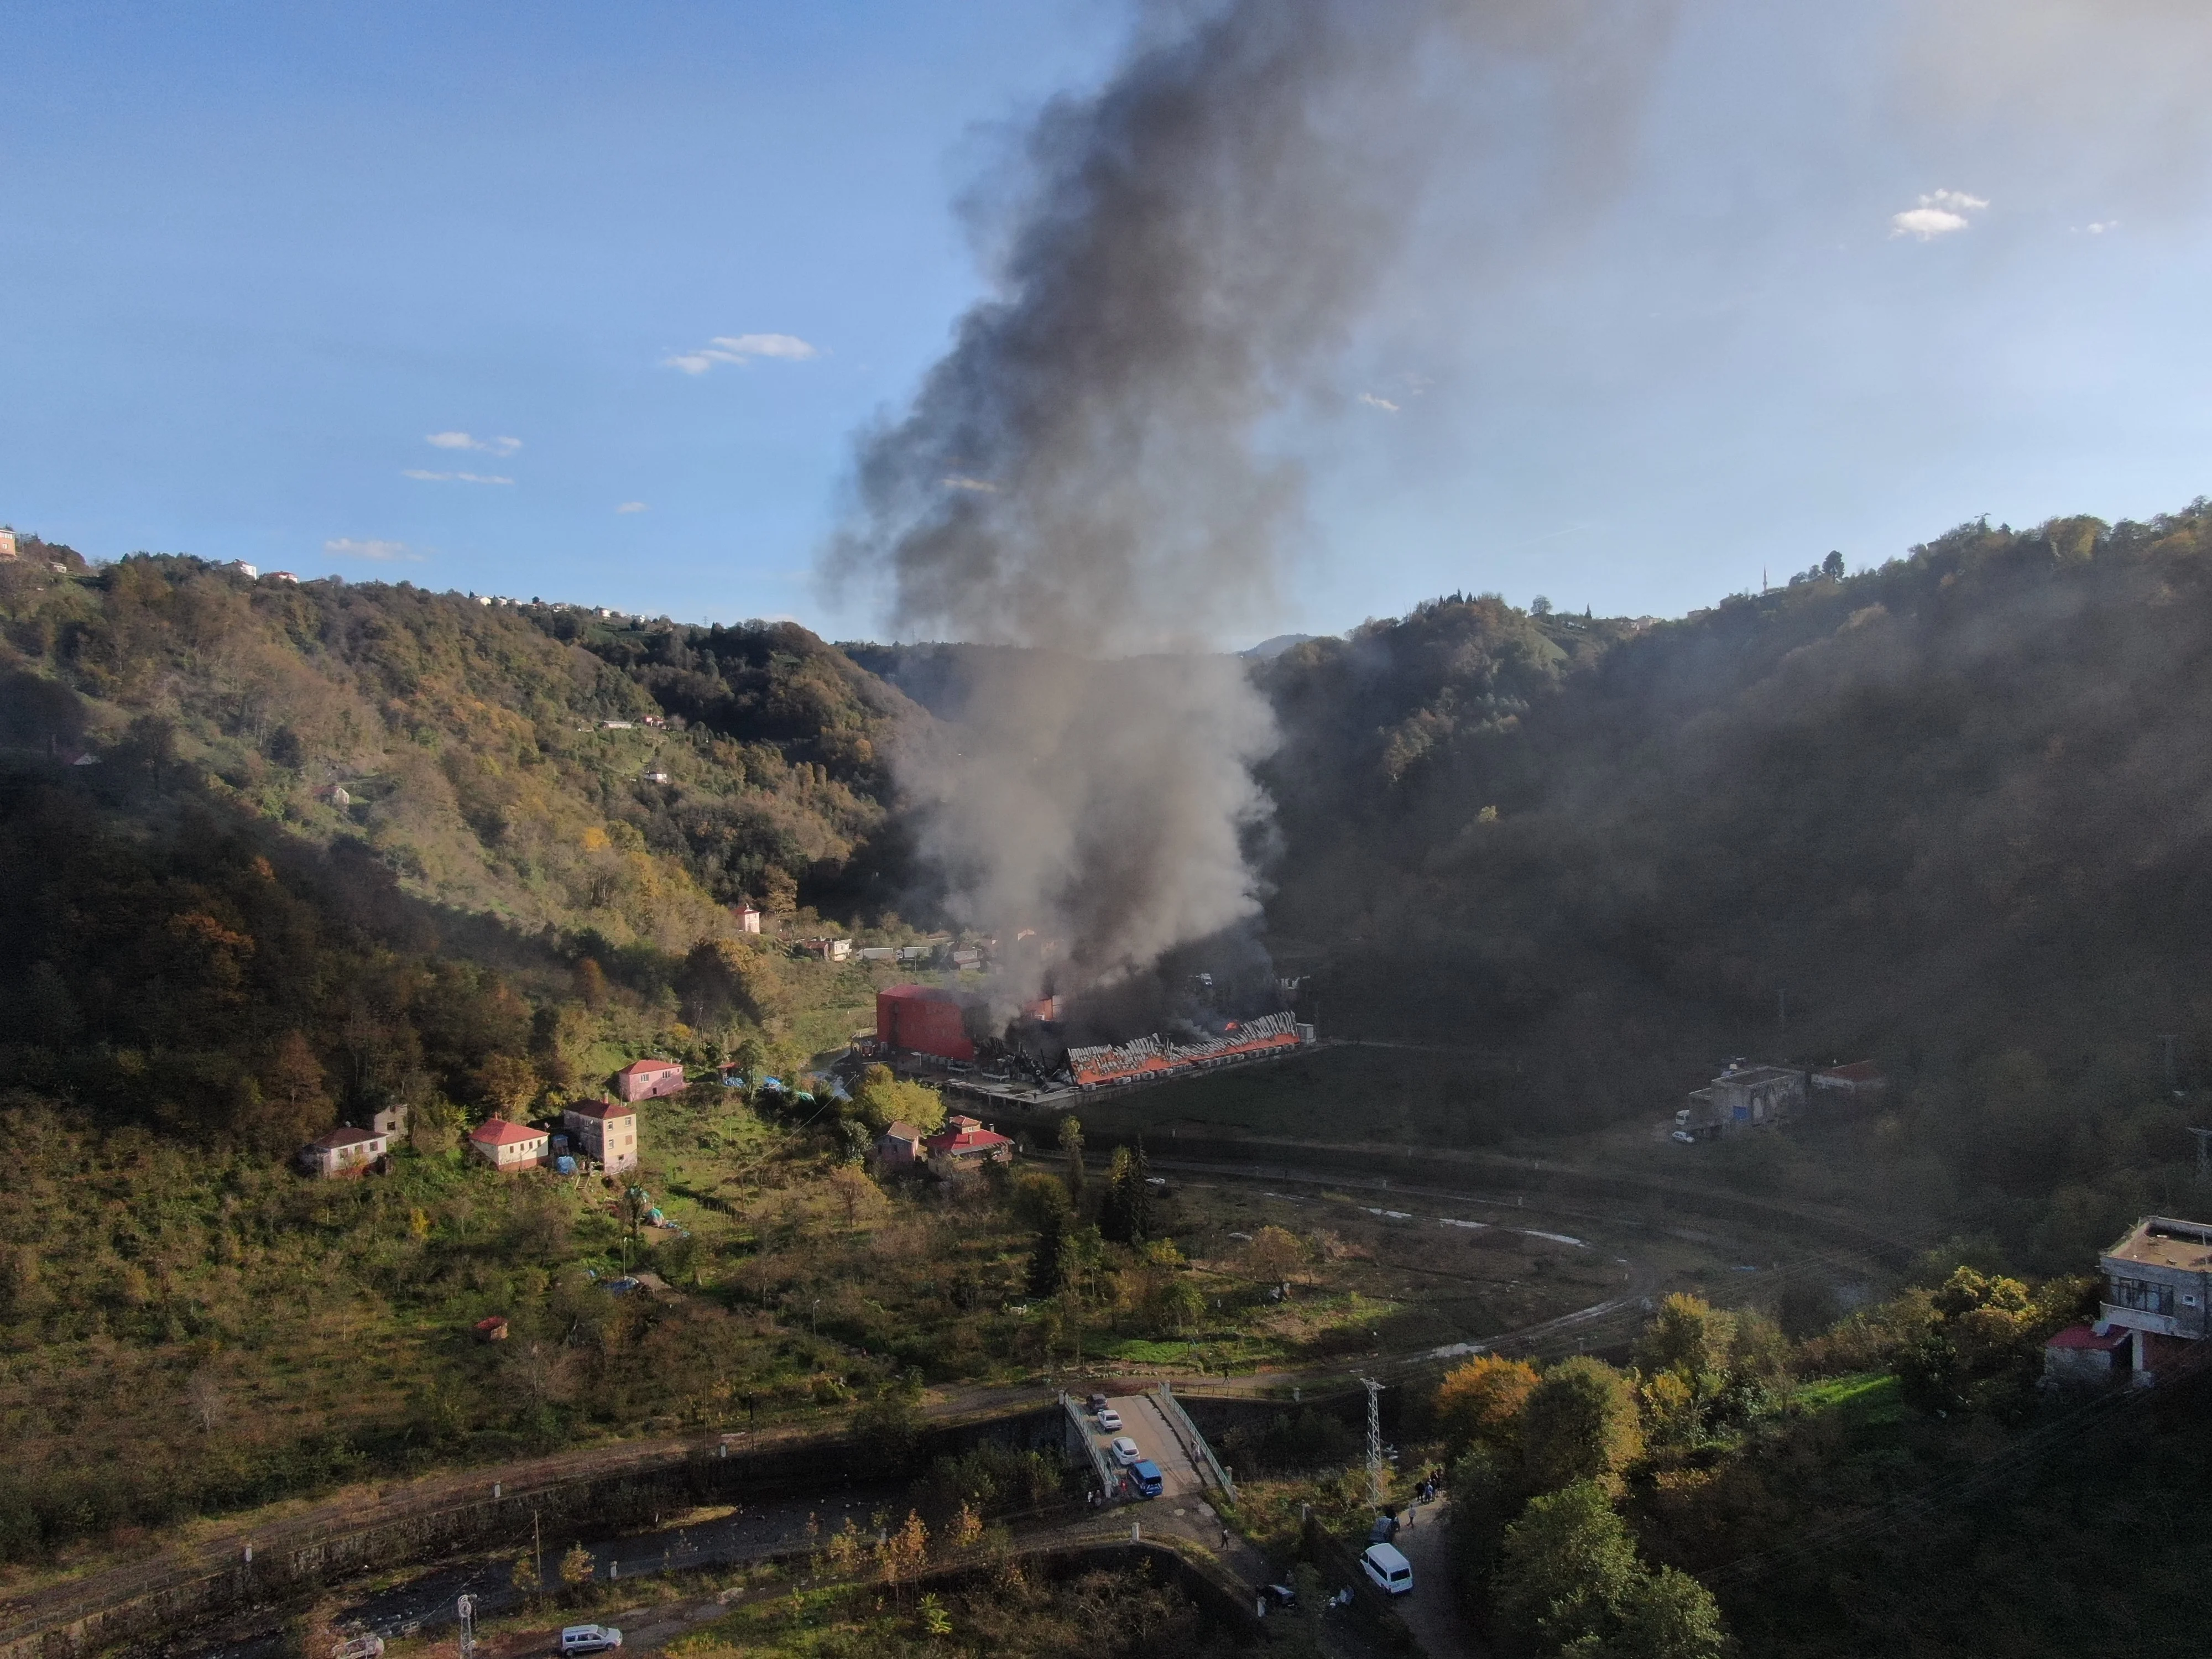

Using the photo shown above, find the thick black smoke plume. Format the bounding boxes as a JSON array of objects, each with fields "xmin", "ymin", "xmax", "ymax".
[{"xmin": 831, "ymin": 0, "xmax": 1666, "ymax": 1003}]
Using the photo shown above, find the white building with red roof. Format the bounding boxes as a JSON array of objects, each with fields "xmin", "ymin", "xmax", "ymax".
[
  {"xmin": 613, "ymin": 1058, "xmax": 686, "ymax": 1102},
  {"xmin": 469, "ymin": 1117, "xmax": 549, "ymax": 1171},
  {"xmin": 563, "ymin": 1098, "xmax": 639, "ymax": 1172}
]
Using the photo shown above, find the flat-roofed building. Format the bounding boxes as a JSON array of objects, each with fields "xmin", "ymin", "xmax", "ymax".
[{"xmin": 2097, "ymin": 1215, "xmax": 2212, "ymax": 1380}]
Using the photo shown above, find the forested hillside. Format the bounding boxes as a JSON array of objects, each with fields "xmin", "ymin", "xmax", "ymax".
[
  {"xmin": 1258, "ymin": 504, "xmax": 2212, "ymax": 1266},
  {"xmin": 0, "ymin": 552, "xmax": 924, "ymax": 1148}
]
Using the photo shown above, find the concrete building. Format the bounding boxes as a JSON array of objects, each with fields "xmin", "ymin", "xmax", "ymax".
[
  {"xmin": 1812, "ymin": 1061, "xmax": 1888, "ymax": 1096},
  {"xmin": 564, "ymin": 1098, "xmax": 640, "ymax": 1172},
  {"xmin": 1684, "ymin": 1061, "xmax": 1806, "ymax": 1136},
  {"xmin": 734, "ymin": 904, "xmax": 763, "ymax": 934},
  {"xmin": 613, "ymin": 1058, "xmax": 686, "ymax": 1101},
  {"xmin": 299, "ymin": 1125, "xmax": 387, "ymax": 1177},
  {"xmin": 363, "ymin": 1101, "xmax": 409, "ymax": 1138},
  {"xmin": 2094, "ymin": 1215, "xmax": 2212, "ymax": 1380},
  {"xmin": 469, "ymin": 1117, "xmax": 549, "ymax": 1172},
  {"xmin": 0, "ymin": 530, "xmax": 19, "ymax": 560},
  {"xmin": 794, "ymin": 936, "xmax": 852, "ymax": 963}
]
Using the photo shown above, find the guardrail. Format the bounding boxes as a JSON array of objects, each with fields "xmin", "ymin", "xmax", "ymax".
[
  {"xmin": 1061, "ymin": 1393, "xmax": 1122, "ymax": 1505},
  {"xmin": 1154, "ymin": 1382, "xmax": 1235, "ymax": 1503}
]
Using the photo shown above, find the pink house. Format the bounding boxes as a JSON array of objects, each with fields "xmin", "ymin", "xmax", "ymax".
[{"xmin": 613, "ymin": 1058, "xmax": 687, "ymax": 1102}]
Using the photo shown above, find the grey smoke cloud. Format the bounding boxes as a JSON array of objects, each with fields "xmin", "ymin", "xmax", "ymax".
[{"xmin": 830, "ymin": 0, "xmax": 1676, "ymax": 993}]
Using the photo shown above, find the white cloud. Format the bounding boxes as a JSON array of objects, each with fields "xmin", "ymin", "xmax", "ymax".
[
  {"xmin": 1358, "ymin": 392, "xmax": 1401, "ymax": 413},
  {"xmin": 403, "ymin": 469, "xmax": 514, "ymax": 485},
  {"xmin": 663, "ymin": 332, "xmax": 822, "ymax": 374},
  {"xmin": 615, "ymin": 501, "xmax": 650, "ymax": 514},
  {"xmin": 1891, "ymin": 189, "xmax": 1989, "ymax": 240},
  {"xmin": 324, "ymin": 538, "xmax": 421, "ymax": 563},
  {"xmin": 2074, "ymin": 220, "xmax": 2120, "ymax": 235},
  {"xmin": 941, "ymin": 474, "xmax": 1000, "ymax": 493},
  {"xmin": 425, "ymin": 431, "xmax": 521, "ymax": 456}
]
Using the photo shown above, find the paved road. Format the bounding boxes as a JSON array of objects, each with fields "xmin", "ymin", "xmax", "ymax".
[{"xmin": 1389, "ymin": 1495, "xmax": 1483, "ymax": 1659}]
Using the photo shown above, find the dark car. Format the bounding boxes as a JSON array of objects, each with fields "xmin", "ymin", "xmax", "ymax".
[
  {"xmin": 1087, "ymin": 1392, "xmax": 1109, "ymax": 1413},
  {"xmin": 1260, "ymin": 1583, "xmax": 1297, "ymax": 1610}
]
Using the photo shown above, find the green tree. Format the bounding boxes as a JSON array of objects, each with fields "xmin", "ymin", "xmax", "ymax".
[
  {"xmin": 1492, "ymin": 1481, "xmax": 1641, "ymax": 1656},
  {"xmin": 1447, "ymin": 1443, "xmax": 1517, "ymax": 1621},
  {"xmin": 1521, "ymin": 1357, "xmax": 1642, "ymax": 1496},
  {"xmin": 851, "ymin": 1066, "xmax": 946, "ymax": 1135},
  {"xmin": 1057, "ymin": 1113, "xmax": 1086, "ymax": 1201},
  {"xmin": 1100, "ymin": 1139, "xmax": 1154, "ymax": 1244}
]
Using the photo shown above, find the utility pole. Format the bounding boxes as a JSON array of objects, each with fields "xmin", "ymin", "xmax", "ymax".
[
  {"xmin": 533, "ymin": 1512, "xmax": 542, "ymax": 1595},
  {"xmin": 457, "ymin": 1596, "xmax": 475, "ymax": 1659},
  {"xmin": 1360, "ymin": 1376, "xmax": 1385, "ymax": 1510}
]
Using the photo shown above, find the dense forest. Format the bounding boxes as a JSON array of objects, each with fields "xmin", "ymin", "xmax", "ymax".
[{"xmin": 1256, "ymin": 505, "xmax": 2212, "ymax": 1268}]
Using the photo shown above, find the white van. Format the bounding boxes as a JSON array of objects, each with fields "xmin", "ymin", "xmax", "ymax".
[
  {"xmin": 1360, "ymin": 1541, "xmax": 1413, "ymax": 1596},
  {"xmin": 560, "ymin": 1627, "xmax": 623, "ymax": 1655}
]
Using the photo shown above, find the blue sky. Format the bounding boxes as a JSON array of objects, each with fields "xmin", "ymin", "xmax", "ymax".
[{"xmin": 4, "ymin": 1, "xmax": 2209, "ymax": 642}]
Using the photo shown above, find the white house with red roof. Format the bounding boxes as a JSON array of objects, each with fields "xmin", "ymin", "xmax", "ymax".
[
  {"xmin": 613, "ymin": 1057, "xmax": 686, "ymax": 1102},
  {"xmin": 563, "ymin": 1098, "xmax": 639, "ymax": 1172},
  {"xmin": 922, "ymin": 1114, "xmax": 1012, "ymax": 1166},
  {"xmin": 469, "ymin": 1117, "xmax": 549, "ymax": 1171}
]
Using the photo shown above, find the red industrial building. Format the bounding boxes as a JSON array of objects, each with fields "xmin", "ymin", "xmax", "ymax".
[{"xmin": 877, "ymin": 984, "xmax": 977, "ymax": 1061}]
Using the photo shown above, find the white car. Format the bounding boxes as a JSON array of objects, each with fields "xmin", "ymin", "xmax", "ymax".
[
  {"xmin": 1671, "ymin": 1129, "xmax": 1697, "ymax": 1145},
  {"xmin": 1360, "ymin": 1542, "xmax": 1413, "ymax": 1596},
  {"xmin": 1110, "ymin": 1435, "xmax": 1141, "ymax": 1466},
  {"xmin": 561, "ymin": 1629, "xmax": 623, "ymax": 1655},
  {"xmin": 1095, "ymin": 1407, "xmax": 1123, "ymax": 1433}
]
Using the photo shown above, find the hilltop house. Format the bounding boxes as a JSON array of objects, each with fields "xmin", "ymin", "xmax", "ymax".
[
  {"xmin": 563, "ymin": 1098, "xmax": 639, "ymax": 1173},
  {"xmin": 613, "ymin": 1058, "xmax": 686, "ymax": 1102},
  {"xmin": 734, "ymin": 904, "xmax": 763, "ymax": 934},
  {"xmin": 299, "ymin": 1126, "xmax": 387, "ymax": 1178},
  {"xmin": 469, "ymin": 1117, "xmax": 549, "ymax": 1172}
]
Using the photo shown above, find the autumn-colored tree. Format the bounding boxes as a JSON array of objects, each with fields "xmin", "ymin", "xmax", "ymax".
[
  {"xmin": 559, "ymin": 1542, "xmax": 596, "ymax": 1603},
  {"xmin": 473, "ymin": 1053, "xmax": 541, "ymax": 1118},
  {"xmin": 881, "ymin": 1509, "xmax": 929, "ymax": 1582},
  {"xmin": 573, "ymin": 957, "xmax": 609, "ymax": 1011},
  {"xmin": 1521, "ymin": 1357, "xmax": 1643, "ymax": 1497},
  {"xmin": 1434, "ymin": 1354, "xmax": 1540, "ymax": 1463},
  {"xmin": 1244, "ymin": 1225, "xmax": 1307, "ymax": 1295}
]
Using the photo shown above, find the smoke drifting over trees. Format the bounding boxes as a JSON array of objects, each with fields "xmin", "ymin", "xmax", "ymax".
[{"xmin": 833, "ymin": 0, "xmax": 1657, "ymax": 997}]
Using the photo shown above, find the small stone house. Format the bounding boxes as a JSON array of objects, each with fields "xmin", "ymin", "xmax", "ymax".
[
  {"xmin": 299, "ymin": 1126, "xmax": 387, "ymax": 1178},
  {"xmin": 876, "ymin": 1120, "xmax": 926, "ymax": 1166},
  {"xmin": 469, "ymin": 1117, "xmax": 549, "ymax": 1172},
  {"xmin": 564, "ymin": 1098, "xmax": 640, "ymax": 1173}
]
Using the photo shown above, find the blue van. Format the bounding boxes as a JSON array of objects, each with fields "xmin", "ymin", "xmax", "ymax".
[{"xmin": 1130, "ymin": 1459, "xmax": 1164, "ymax": 1499}]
